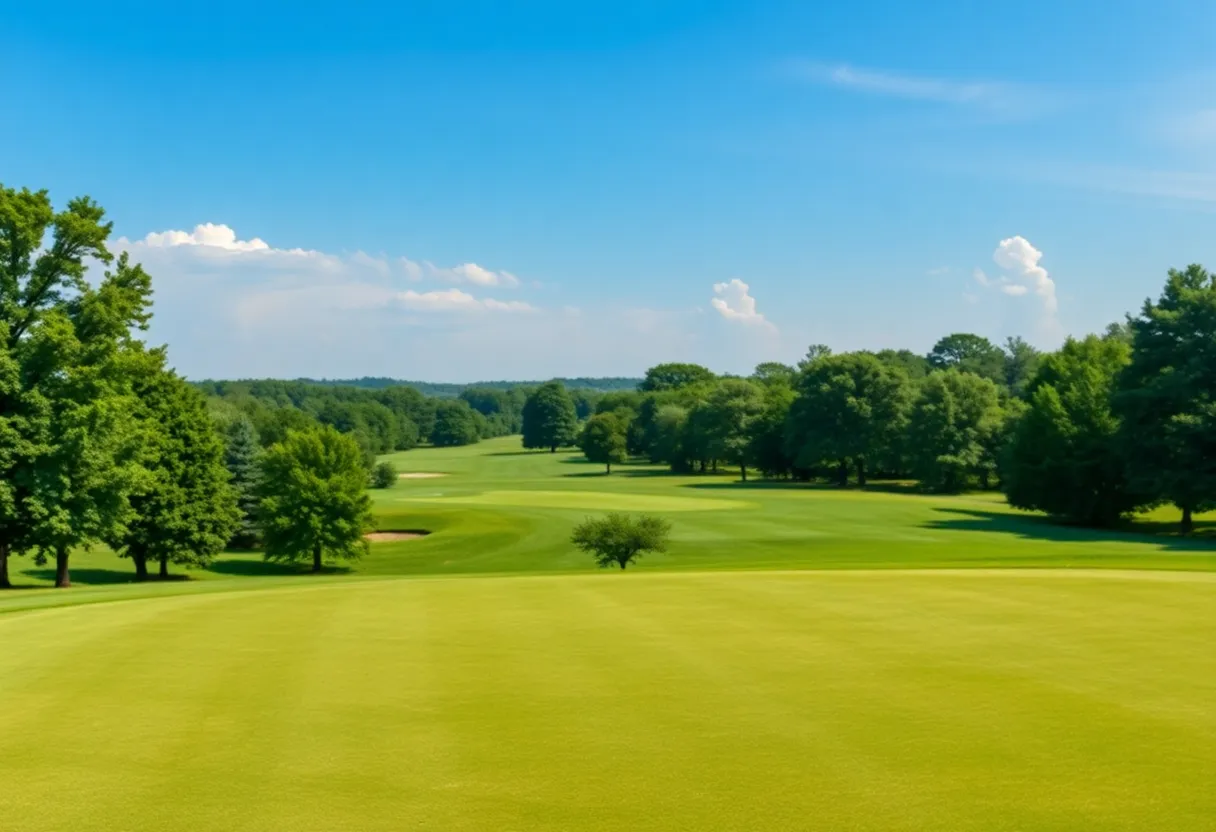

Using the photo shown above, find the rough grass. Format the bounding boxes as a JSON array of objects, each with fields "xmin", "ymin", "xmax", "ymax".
[{"xmin": 1, "ymin": 437, "xmax": 1214, "ymax": 830}]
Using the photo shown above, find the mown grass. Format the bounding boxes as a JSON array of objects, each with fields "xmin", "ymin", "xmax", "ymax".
[{"xmin": 1, "ymin": 437, "xmax": 1213, "ymax": 830}]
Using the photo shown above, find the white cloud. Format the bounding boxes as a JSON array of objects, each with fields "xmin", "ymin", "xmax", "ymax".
[
  {"xmin": 790, "ymin": 62, "xmax": 1049, "ymax": 119},
  {"xmin": 429, "ymin": 262, "xmax": 521, "ymax": 288},
  {"xmin": 710, "ymin": 279, "xmax": 776, "ymax": 331},
  {"xmin": 397, "ymin": 289, "xmax": 533, "ymax": 312},
  {"xmin": 140, "ymin": 222, "xmax": 271, "ymax": 252},
  {"xmin": 993, "ymin": 236, "xmax": 1057, "ymax": 316}
]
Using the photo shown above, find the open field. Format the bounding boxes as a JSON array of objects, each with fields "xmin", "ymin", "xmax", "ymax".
[{"xmin": 1, "ymin": 437, "xmax": 1215, "ymax": 829}]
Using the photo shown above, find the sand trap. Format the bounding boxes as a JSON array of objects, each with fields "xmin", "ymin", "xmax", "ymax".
[
  {"xmin": 398, "ymin": 472, "xmax": 447, "ymax": 479},
  {"xmin": 364, "ymin": 531, "xmax": 429, "ymax": 542}
]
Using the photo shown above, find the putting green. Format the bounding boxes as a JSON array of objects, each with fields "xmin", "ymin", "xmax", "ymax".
[
  {"xmin": 1, "ymin": 570, "xmax": 1213, "ymax": 831},
  {"xmin": 401, "ymin": 489, "xmax": 753, "ymax": 512}
]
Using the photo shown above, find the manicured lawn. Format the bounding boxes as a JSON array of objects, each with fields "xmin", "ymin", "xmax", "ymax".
[
  {"xmin": 1, "ymin": 437, "xmax": 1214, "ymax": 830},
  {"xmin": 1, "ymin": 570, "xmax": 1213, "ymax": 831}
]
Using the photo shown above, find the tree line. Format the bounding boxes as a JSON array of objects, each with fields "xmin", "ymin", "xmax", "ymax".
[
  {"xmin": 530, "ymin": 270, "xmax": 1215, "ymax": 533},
  {"xmin": 0, "ymin": 186, "xmax": 381, "ymax": 588}
]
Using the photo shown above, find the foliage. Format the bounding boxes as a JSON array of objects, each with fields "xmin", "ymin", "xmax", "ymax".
[
  {"xmin": 639, "ymin": 362, "xmax": 715, "ymax": 392},
  {"xmin": 372, "ymin": 460, "xmax": 398, "ymax": 489},
  {"xmin": 907, "ymin": 371, "xmax": 1004, "ymax": 492},
  {"xmin": 258, "ymin": 426, "xmax": 373, "ymax": 572},
  {"xmin": 1002, "ymin": 336, "xmax": 1041, "ymax": 398},
  {"xmin": 698, "ymin": 378, "xmax": 765, "ymax": 480},
  {"xmin": 1004, "ymin": 335, "xmax": 1150, "ymax": 526},
  {"xmin": 927, "ymin": 333, "xmax": 1006, "ymax": 385},
  {"xmin": 521, "ymin": 381, "xmax": 579, "ymax": 452},
  {"xmin": 570, "ymin": 512, "xmax": 672, "ymax": 570},
  {"xmin": 430, "ymin": 399, "xmax": 482, "ymax": 447},
  {"xmin": 110, "ymin": 352, "xmax": 239, "ymax": 579},
  {"xmin": 579, "ymin": 413, "xmax": 629, "ymax": 473},
  {"xmin": 224, "ymin": 417, "xmax": 263, "ymax": 548},
  {"xmin": 1116, "ymin": 265, "xmax": 1216, "ymax": 532},
  {"xmin": 785, "ymin": 352, "xmax": 911, "ymax": 485}
]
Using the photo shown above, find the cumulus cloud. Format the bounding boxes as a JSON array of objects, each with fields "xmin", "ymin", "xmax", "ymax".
[
  {"xmin": 993, "ymin": 236, "xmax": 1057, "ymax": 315},
  {"xmin": 140, "ymin": 222, "xmax": 271, "ymax": 252},
  {"xmin": 396, "ymin": 289, "xmax": 533, "ymax": 312},
  {"xmin": 710, "ymin": 279, "xmax": 776, "ymax": 331}
]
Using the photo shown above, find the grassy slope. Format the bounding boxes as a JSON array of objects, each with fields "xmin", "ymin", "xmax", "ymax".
[
  {"xmin": 2, "ymin": 571, "xmax": 1213, "ymax": 831},
  {"xmin": 2, "ymin": 437, "xmax": 1215, "ymax": 829},
  {"xmin": 3, "ymin": 436, "xmax": 1216, "ymax": 606}
]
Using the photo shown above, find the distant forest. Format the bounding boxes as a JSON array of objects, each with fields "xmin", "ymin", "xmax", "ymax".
[{"xmin": 279, "ymin": 377, "xmax": 643, "ymax": 397}]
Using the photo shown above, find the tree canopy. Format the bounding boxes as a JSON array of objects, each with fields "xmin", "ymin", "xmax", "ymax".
[
  {"xmin": 579, "ymin": 412, "xmax": 628, "ymax": 473},
  {"xmin": 570, "ymin": 513, "xmax": 672, "ymax": 570},
  {"xmin": 522, "ymin": 381, "xmax": 579, "ymax": 452}
]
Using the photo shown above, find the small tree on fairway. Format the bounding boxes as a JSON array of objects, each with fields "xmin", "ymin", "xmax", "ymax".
[
  {"xmin": 372, "ymin": 460, "xmax": 397, "ymax": 488},
  {"xmin": 579, "ymin": 413, "xmax": 628, "ymax": 473},
  {"xmin": 258, "ymin": 426, "xmax": 373, "ymax": 573},
  {"xmin": 571, "ymin": 513, "xmax": 672, "ymax": 570},
  {"xmin": 522, "ymin": 381, "xmax": 578, "ymax": 452}
]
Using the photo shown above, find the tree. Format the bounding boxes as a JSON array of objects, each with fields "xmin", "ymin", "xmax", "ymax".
[
  {"xmin": 1002, "ymin": 336, "xmax": 1041, "ymax": 398},
  {"xmin": 785, "ymin": 352, "xmax": 911, "ymax": 486},
  {"xmin": 521, "ymin": 381, "xmax": 578, "ymax": 452},
  {"xmin": 907, "ymin": 371, "xmax": 1004, "ymax": 493},
  {"xmin": 224, "ymin": 417, "xmax": 263, "ymax": 549},
  {"xmin": 372, "ymin": 460, "xmax": 398, "ymax": 488},
  {"xmin": 928, "ymin": 333, "xmax": 1006, "ymax": 385},
  {"xmin": 639, "ymin": 363, "xmax": 715, "ymax": 392},
  {"xmin": 430, "ymin": 400, "xmax": 481, "ymax": 447},
  {"xmin": 110, "ymin": 353, "xmax": 239, "ymax": 580},
  {"xmin": 1116, "ymin": 264, "xmax": 1216, "ymax": 533},
  {"xmin": 570, "ymin": 513, "xmax": 672, "ymax": 570},
  {"xmin": 746, "ymin": 380, "xmax": 795, "ymax": 479},
  {"xmin": 579, "ymin": 413, "xmax": 628, "ymax": 473},
  {"xmin": 874, "ymin": 349, "xmax": 932, "ymax": 380},
  {"xmin": 702, "ymin": 379, "xmax": 765, "ymax": 481},
  {"xmin": 651, "ymin": 404, "xmax": 689, "ymax": 471},
  {"xmin": 0, "ymin": 186, "xmax": 151, "ymax": 588},
  {"xmin": 1004, "ymin": 334, "xmax": 1150, "ymax": 526},
  {"xmin": 258, "ymin": 426, "xmax": 373, "ymax": 573},
  {"xmin": 751, "ymin": 362, "xmax": 796, "ymax": 386}
]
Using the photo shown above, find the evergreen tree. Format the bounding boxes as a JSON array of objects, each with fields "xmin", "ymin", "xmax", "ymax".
[{"xmin": 225, "ymin": 417, "xmax": 263, "ymax": 549}]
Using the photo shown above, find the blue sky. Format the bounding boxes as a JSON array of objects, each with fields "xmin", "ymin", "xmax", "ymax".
[{"xmin": 5, "ymin": 0, "xmax": 1216, "ymax": 380}]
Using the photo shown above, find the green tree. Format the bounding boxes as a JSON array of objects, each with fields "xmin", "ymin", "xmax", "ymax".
[
  {"xmin": 928, "ymin": 333, "xmax": 1006, "ymax": 385},
  {"xmin": 430, "ymin": 400, "xmax": 482, "ymax": 447},
  {"xmin": 372, "ymin": 460, "xmax": 398, "ymax": 488},
  {"xmin": 570, "ymin": 512, "xmax": 672, "ymax": 570},
  {"xmin": 521, "ymin": 381, "xmax": 578, "ymax": 452},
  {"xmin": 1116, "ymin": 265, "xmax": 1216, "ymax": 533},
  {"xmin": 224, "ymin": 417, "xmax": 263, "ymax": 548},
  {"xmin": 1004, "ymin": 334, "xmax": 1150, "ymax": 526},
  {"xmin": 751, "ymin": 362, "xmax": 796, "ymax": 386},
  {"xmin": 639, "ymin": 363, "xmax": 715, "ymax": 392},
  {"xmin": 746, "ymin": 381, "xmax": 796, "ymax": 479},
  {"xmin": 651, "ymin": 404, "xmax": 690, "ymax": 471},
  {"xmin": 874, "ymin": 349, "xmax": 932, "ymax": 380},
  {"xmin": 702, "ymin": 379, "xmax": 765, "ymax": 481},
  {"xmin": 111, "ymin": 353, "xmax": 239, "ymax": 580},
  {"xmin": 785, "ymin": 352, "xmax": 911, "ymax": 486},
  {"xmin": 907, "ymin": 371, "xmax": 1004, "ymax": 493},
  {"xmin": 258, "ymin": 426, "xmax": 373, "ymax": 573},
  {"xmin": 579, "ymin": 413, "xmax": 628, "ymax": 473},
  {"xmin": 1002, "ymin": 336, "xmax": 1041, "ymax": 398}
]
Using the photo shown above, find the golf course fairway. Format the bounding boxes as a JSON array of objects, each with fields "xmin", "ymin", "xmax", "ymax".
[{"xmin": 1, "ymin": 438, "xmax": 1214, "ymax": 830}]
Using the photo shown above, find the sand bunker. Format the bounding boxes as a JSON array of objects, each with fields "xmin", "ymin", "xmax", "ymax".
[
  {"xmin": 364, "ymin": 531, "xmax": 429, "ymax": 542},
  {"xmin": 398, "ymin": 472, "xmax": 447, "ymax": 479}
]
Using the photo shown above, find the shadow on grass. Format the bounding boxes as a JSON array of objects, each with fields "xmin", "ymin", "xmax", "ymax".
[
  {"xmin": 207, "ymin": 559, "xmax": 330, "ymax": 577},
  {"xmin": 487, "ymin": 449, "xmax": 565, "ymax": 457},
  {"xmin": 925, "ymin": 507, "xmax": 1216, "ymax": 552},
  {"xmin": 684, "ymin": 480, "xmax": 924, "ymax": 495},
  {"xmin": 18, "ymin": 567, "xmax": 146, "ymax": 586}
]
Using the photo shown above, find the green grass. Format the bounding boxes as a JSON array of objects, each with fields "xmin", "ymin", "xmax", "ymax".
[{"xmin": 1, "ymin": 437, "xmax": 1214, "ymax": 829}]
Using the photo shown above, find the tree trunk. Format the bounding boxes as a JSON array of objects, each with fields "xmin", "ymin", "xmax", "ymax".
[
  {"xmin": 1182, "ymin": 505, "xmax": 1194, "ymax": 536},
  {"xmin": 857, "ymin": 459, "xmax": 867, "ymax": 488},
  {"xmin": 54, "ymin": 546, "xmax": 70, "ymax": 589},
  {"xmin": 740, "ymin": 465, "xmax": 748, "ymax": 483},
  {"xmin": 0, "ymin": 542, "xmax": 10, "ymax": 589},
  {"xmin": 712, "ymin": 459, "xmax": 718, "ymax": 473},
  {"xmin": 312, "ymin": 543, "xmax": 323, "ymax": 573},
  {"xmin": 158, "ymin": 554, "xmax": 169, "ymax": 580},
  {"xmin": 606, "ymin": 462, "xmax": 611, "ymax": 474},
  {"xmin": 837, "ymin": 459, "xmax": 848, "ymax": 487},
  {"xmin": 699, "ymin": 460, "xmax": 707, "ymax": 474},
  {"xmin": 980, "ymin": 469, "xmax": 990, "ymax": 490},
  {"xmin": 550, "ymin": 445, "xmax": 557, "ymax": 453},
  {"xmin": 133, "ymin": 552, "xmax": 148, "ymax": 582}
]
